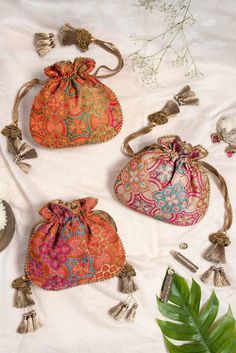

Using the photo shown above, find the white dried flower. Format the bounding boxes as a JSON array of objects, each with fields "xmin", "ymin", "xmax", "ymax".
[{"xmin": 0, "ymin": 201, "xmax": 7, "ymax": 231}]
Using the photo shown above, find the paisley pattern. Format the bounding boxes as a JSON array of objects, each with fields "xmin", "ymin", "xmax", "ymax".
[
  {"xmin": 30, "ymin": 58, "xmax": 123, "ymax": 148},
  {"xmin": 114, "ymin": 135, "xmax": 210, "ymax": 226},
  {"xmin": 26, "ymin": 198, "xmax": 125, "ymax": 290}
]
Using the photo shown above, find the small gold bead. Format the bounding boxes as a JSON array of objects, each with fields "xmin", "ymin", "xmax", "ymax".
[{"xmin": 179, "ymin": 242, "xmax": 188, "ymax": 250}]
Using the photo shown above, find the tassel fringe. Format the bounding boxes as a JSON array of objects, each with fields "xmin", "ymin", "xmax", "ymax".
[
  {"xmin": 200, "ymin": 266, "xmax": 215, "ymax": 284},
  {"xmin": 162, "ymin": 100, "xmax": 180, "ymax": 116},
  {"xmin": 201, "ymin": 266, "xmax": 230, "ymax": 287},
  {"xmin": 1, "ymin": 125, "xmax": 37, "ymax": 174},
  {"xmin": 205, "ymin": 232, "xmax": 231, "ymax": 264},
  {"xmin": 110, "ymin": 302, "xmax": 129, "ymax": 321},
  {"xmin": 109, "ymin": 296, "xmax": 138, "ymax": 322},
  {"xmin": 126, "ymin": 303, "xmax": 138, "ymax": 322},
  {"xmin": 12, "ymin": 276, "xmax": 35, "ymax": 308},
  {"xmin": 34, "ymin": 32, "xmax": 56, "ymax": 57},
  {"xmin": 119, "ymin": 263, "xmax": 138, "ymax": 294},
  {"xmin": 120, "ymin": 276, "xmax": 138, "ymax": 294},
  {"xmin": 17, "ymin": 310, "xmax": 42, "ymax": 334},
  {"xmin": 174, "ymin": 85, "xmax": 199, "ymax": 106},
  {"xmin": 205, "ymin": 244, "xmax": 226, "ymax": 263},
  {"xmin": 12, "ymin": 276, "xmax": 42, "ymax": 333}
]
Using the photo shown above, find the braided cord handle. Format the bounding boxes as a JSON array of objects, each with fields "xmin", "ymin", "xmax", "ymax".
[
  {"xmin": 12, "ymin": 78, "xmax": 46, "ymax": 126},
  {"xmin": 201, "ymin": 161, "xmax": 233, "ymax": 232}
]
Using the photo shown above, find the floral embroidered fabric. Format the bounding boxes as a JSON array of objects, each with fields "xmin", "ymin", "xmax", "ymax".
[
  {"xmin": 25, "ymin": 198, "xmax": 125, "ymax": 290},
  {"xmin": 114, "ymin": 135, "xmax": 210, "ymax": 226},
  {"xmin": 30, "ymin": 58, "xmax": 123, "ymax": 148}
]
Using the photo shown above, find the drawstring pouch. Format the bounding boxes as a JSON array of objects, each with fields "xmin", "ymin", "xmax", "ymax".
[
  {"xmin": 12, "ymin": 198, "xmax": 138, "ymax": 333},
  {"xmin": 114, "ymin": 86, "xmax": 233, "ymax": 285},
  {"xmin": 1, "ymin": 24, "xmax": 124, "ymax": 173}
]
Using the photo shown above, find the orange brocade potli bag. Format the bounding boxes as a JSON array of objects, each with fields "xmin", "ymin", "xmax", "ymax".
[{"xmin": 1, "ymin": 24, "xmax": 124, "ymax": 173}]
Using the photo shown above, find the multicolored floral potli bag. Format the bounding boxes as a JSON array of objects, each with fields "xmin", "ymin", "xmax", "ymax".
[
  {"xmin": 12, "ymin": 198, "xmax": 138, "ymax": 334},
  {"xmin": 114, "ymin": 86, "xmax": 233, "ymax": 286},
  {"xmin": 1, "ymin": 24, "xmax": 123, "ymax": 173}
]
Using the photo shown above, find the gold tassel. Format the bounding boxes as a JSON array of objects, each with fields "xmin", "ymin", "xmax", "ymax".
[
  {"xmin": 214, "ymin": 268, "xmax": 225, "ymax": 287},
  {"xmin": 161, "ymin": 100, "xmax": 180, "ymax": 116},
  {"xmin": 12, "ymin": 276, "xmax": 35, "ymax": 308},
  {"xmin": 110, "ymin": 302, "xmax": 129, "ymax": 321},
  {"xmin": 109, "ymin": 302, "xmax": 124, "ymax": 317},
  {"xmin": 59, "ymin": 23, "xmax": 93, "ymax": 52},
  {"xmin": 119, "ymin": 263, "xmax": 138, "ymax": 294},
  {"xmin": 17, "ymin": 313, "xmax": 28, "ymax": 334},
  {"xmin": 1, "ymin": 125, "xmax": 37, "ymax": 174},
  {"xmin": 174, "ymin": 85, "xmax": 199, "ymax": 106},
  {"xmin": 34, "ymin": 32, "xmax": 56, "ymax": 56},
  {"xmin": 17, "ymin": 310, "xmax": 42, "ymax": 334},
  {"xmin": 200, "ymin": 266, "xmax": 215, "ymax": 284},
  {"xmin": 204, "ymin": 232, "xmax": 231, "ymax": 264},
  {"xmin": 31, "ymin": 310, "xmax": 42, "ymax": 331},
  {"xmin": 126, "ymin": 303, "xmax": 138, "ymax": 322},
  {"xmin": 219, "ymin": 267, "xmax": 230, "ymax": 286}
]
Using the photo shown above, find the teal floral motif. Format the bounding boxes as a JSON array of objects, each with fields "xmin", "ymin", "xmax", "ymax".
[
  {"xmin": 66, "ymin": 256, "xmax": 95, "ymax": 281},
  {"xmin": 154, "ymin": 181, "xmax": 187, "ymax": 213},
  {"xmin": 62, "ymin": 217, "xmax": 85, "ymax": 238},
  {"xmin": 65, "ymin": 113, "xmax": 92, "ymax": 140}
]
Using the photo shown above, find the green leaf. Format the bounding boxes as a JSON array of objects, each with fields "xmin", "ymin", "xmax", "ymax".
[
  {"xmin": 157, "ymin": 273, "xmax": 236, "ymax": 353},
  {"xmin": 189, "ymin": 279, "xmax": 201, "ymax": 314}
]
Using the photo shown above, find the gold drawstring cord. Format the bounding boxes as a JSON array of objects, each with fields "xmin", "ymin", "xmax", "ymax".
[
  {"xmin": 201, "ymin": 161, "xmax": 233, "ymax": 233},
  {"xmin": 12, "ymin": 79, "xmax": 46, "ymax": 126},
  {"xmin": 122, "ymin": 111, "xmax": 168, "ymax": 157}
]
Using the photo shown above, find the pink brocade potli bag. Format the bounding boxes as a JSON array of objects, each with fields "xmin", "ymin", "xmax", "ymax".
[
  {"xmin": 12, "ymin": 198, "xmax": 139, "ymax": 333},
  {"xmin": 115, "ymin": 86, "xmax": 233, "ymax": 285}
]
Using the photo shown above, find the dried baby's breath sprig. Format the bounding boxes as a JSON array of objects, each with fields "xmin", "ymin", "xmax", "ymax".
[{"xmin": 130, "ymin": 0, "xmax": 202, "ymax": 88}]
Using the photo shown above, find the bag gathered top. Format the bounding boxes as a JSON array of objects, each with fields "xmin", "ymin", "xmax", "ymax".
[
  {"xmin": 1, "ymin": 24, "xmax": 124, "ymax": 173},
  {"xmin": 12, "ymin": 197, "xmax": 138, "ymax": 333},
  {"xmin": 114, "ymin": 86, "xmax": 233, "ymax": 284}
]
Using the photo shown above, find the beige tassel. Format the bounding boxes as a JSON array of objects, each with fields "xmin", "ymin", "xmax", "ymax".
[
  {"xmin": 31, "ymin": 310, "xmax": 42, "ymax": 331},
  {"xmin": 214, "ymin": 268, "xmax": 225, "ymax": 287},
  {"xmin": 12, "ymin": 276, "xmax": 35, "ymax": 308},
  {"xmin": 34, "ymin": 32, "xmax": 56, "ymax": 56},
  {"xmin": 59, "ymin": 23, "xmax": 93, "ymax": 52},
  {"xmin": 1, "ymin": 125, "xmax": 37, "ymax": 174},
  {"xmin": 126, "ymin": 303, "xmax": 138, "ymax": 322},
  {"xmin": 17, "ymin": 314, "xmax": 28, "ymax": 334},
  {"xmin": 219, "ymin": 267, "xmax": 230, "ymax": 286},
  {"xmin": 111, "ymin": 302, "xmax": 129, "ymax": 321},
  {"xmin": 205, "ymin": 232, "xmax": 230, "ymax": 263},
  {"xmin": 161, "ymin": 100, "xmax": 180, "ymax": 116},
  {"xmin": 109, "ymin": 302, "xmax": 124, "ymax": 317},
  {"xmin": 119, "ymin": 263, "xmax": 138, "ymax": 294},
  {"xmin": 174, "ymin": 85, "xmax": 199, "ymax": 106},
  {"xmin": 17, "ymin": 310, "xmax": 41, "ymax": 334},
  {"xmin": 120, "ymin": 276, "xmax": 138, "ymax": 294},
  {"xmin": 200, "ymin": 266, "xmax": 215, "ymax": 284},
  {"xmin": 205, "ymin": 244, "xmax": 226, "ymax": 263}
]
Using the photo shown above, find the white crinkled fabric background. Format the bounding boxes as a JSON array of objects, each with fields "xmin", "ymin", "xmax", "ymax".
[{"xmin": 0, "ymin": 1, "xmax": 236, "ymax": 352}]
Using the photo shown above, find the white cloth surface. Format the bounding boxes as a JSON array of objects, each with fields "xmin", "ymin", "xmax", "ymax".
[{"xmin": 0, "ymin": 0, "xmax": 236, "ymax": 352}]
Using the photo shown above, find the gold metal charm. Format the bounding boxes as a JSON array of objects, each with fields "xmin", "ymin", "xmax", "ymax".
[
  {"xmin": 179, "ymin": 242, "xmax": 188, "ymax": 250},
  {"xmin": 170, "ymin": 250, "xmax": 199, "ymax": 273}
]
